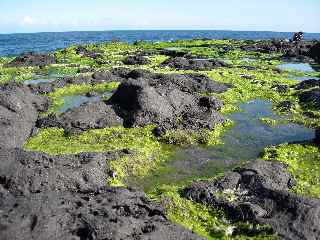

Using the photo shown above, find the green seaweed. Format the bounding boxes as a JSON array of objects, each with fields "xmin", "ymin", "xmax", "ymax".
[
  {"xmin": 262, "ymin": 143, "xmax": 320, "ymax": 198},
  {"xmin": 24, "ymin": 126, "xmax": 171, "ymax": 186},
  {"xmin": 148, "ymin": 185, "xmax": 275, "ymax": 240}
]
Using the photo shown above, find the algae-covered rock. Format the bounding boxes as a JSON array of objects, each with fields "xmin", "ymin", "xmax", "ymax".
[{"xmin": 182, "ymin": 160, "xmax": 320, "ymax": 240}]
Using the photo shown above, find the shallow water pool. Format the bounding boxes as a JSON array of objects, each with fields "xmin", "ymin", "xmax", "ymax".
[
  {"xmin": 133, "ymin": 99, "xmax": 315, "ymax": 191},
  {"xmin": 278, "ymin": 63, "xmax": 315, "ymax": 72}
]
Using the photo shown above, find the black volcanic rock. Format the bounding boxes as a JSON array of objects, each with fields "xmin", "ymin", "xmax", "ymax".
[
  {"xmin": 5, "ymin": 52, "xmax": 56, "ymax": 67},
  {"xmin": 0, "ymin": 186, "xmax": 204, "ymax": 240},
  {"xmin": 123, "ymin": 55, "xmax": 151, "ymax": 65},
  {"xmin": 307, "ymin": 42, "xmax": 320, "ymax": 63},
  {"xmin": 161, "ymin": 57, "xmax": 230, "ymax": 70},
  {"xmin": 107, "ymin": 78, "xmax": 225, "ymax": 131},
  {"xmin": 182, "ymin": 160, "xmax": 320, "ymax": 240},
  {"xmin": 0, "ymin": 148, "xmax": 123, "ymax": 196},
  {"xmin": 0, "ymin": 83, "xmax": 50, "ymax": 149},
  {"xmin": 37, "ymin": 101, "xmax": 124, "ymax": 135}
]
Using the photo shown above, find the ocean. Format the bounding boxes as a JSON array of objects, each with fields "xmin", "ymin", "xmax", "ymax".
[{"xmin": 1, "ymin": 30, "xmax": 320, "ymax": 57}]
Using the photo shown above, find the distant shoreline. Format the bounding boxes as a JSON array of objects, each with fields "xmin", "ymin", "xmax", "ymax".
[{"xmin": 1, "ymin": 30, "xmax": 320, "ymax": 57}]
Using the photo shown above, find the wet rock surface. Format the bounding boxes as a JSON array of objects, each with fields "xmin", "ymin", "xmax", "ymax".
[
  {"xmin": 182, "ymin": 160, "xmax": 320, "ymax": 240},
  {"xmin": 5, "ymin": 52, "xmax": 57, "ymax": 67},
  {"xmin": 161, "ymin": 57, "xmax": 230, "ymax": 70},
  {"xmin": 37, "ymin": 101, "xmax": 124, "ymax": 134},
  {"xmin": 0, "ymin": 83, "xmax": 50, "ymax": 149}
]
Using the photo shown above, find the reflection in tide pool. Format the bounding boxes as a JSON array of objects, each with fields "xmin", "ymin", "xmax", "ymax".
[
  {"xmin": 134, "ymin": 100, "xmax": 315, "ymax": 191},
  {"xmin": 24, "ymin": 78, "xmax": 56, "ymax": 85},
  {"xmin": 58, "ymin": 90, "xmax": 115, "ymax": 113},
  {"xmin": 278, "ymin": 63, "xmax": 315, "ymax": 72}
]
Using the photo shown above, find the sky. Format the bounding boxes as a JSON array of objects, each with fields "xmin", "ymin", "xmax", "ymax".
[{"xmin": 0, "ymin": 0, "xmax": 319, "ymax": 34}]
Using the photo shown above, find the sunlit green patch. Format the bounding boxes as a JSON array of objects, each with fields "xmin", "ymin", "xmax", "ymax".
[
  {"xmin": 0, "ymin": 65, "xmax": 37, "ymax": 84},
  {"xmin": 54, "ymin": 42, "xmax": 139, "ymax": 68},
  {"xmin": 44, "ymin": 81, "xmax": 120, "ymax": 115},
  {"xmin": 262, "ymin": 143, "xmax": 320, "ymax": 198},
  {"xmin": 260, "ymin": 117, "xmax": 290, "ymax": 127},
  {"xmin": 24, "ymin": 125, "xmax": 171, "ymax": 186},
  {"xmin": 159, "ymin": 120, "xmax": 233, "ymax": 146},
  {"xmin": 148, "ymin": 185, "xmax": 275, "ymax": 240},
  {"xmin": 207, "ymin": 67, "xmax": 297, "ymax": 113}
]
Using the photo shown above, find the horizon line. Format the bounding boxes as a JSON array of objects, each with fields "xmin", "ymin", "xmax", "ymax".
[{"xmin": 1, "ymin": 29, "xmax": 320, "ymax": 35}]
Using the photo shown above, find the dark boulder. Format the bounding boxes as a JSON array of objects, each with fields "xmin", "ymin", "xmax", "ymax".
[
  {"xmin": 5, "ymin": 52, "xmax": 56, "ymax": 68},
  {"xmin": 149, "ymin": 73, "xmax": 232, "ymax": 94},
  {"xmin": 307, "ymin": 42, "xmax": 320, "ymax": 63},
  {"xmin": 0, "ymin": 187, "xmax": 204, "ymax": 240},
  {"xmin": 75, "ymin": 46, "xmax": 103, "ymax": 59},
  {"xmin": 182, "ymin": 160, "xmax": 320, "ymax": 240},
  {"xmin": 0, "ymin": 148, "xmax": 125, "ymax": 196},
  {"xmin": 160, "ymin": 48, "xmax": 188, "ymax": 57},
  {"xmin": 0, "ymin": 83, "xmax": 50, "ymax": 149},
  {"xmin": 122, "ymin": 55, "xmax": 151, "ymax": 65},
  {"xmin": 295, "ymin": 79, "xmax": 320, "ymax": 90},
  {"xmin": 107, "ymin": 78, "xmax": 225, "ymax": 130},
  {"xmin": 37, "ymin": 101, "xmax": 123, "ymax": 135},
  {"xmin": 298, "ymin": 89, "xmax": 320, "ymax": 111},
  {"xmin": 315, "ymin": 129, "xmax": 320, "ymax": 144},
  {"xmin": 161, "ymin": 57, "xmax": 230, "ymax": 70}
]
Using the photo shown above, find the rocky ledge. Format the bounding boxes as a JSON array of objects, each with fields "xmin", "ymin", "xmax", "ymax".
[{"xmin": 182, "ymin": 160, "xmax": 320, "ymax": 240}]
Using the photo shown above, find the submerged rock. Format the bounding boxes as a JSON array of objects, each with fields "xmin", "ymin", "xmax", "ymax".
[
  {"xmin": 0, "ymin": 83, "xmax": 50, "ymax": 149},
  {"xmin": 37, "ymin": 101, "xmax": 123, "ymax": 134},
  {"xmin": 5, "ymin": 52, "xmax": 56, "ymax": 67},
  {"xmin": 161, "ymin": 57, "xmax": 230, "ymax": 70},
  {"xmin": 182, "ymin": 160, "xmax": 320, "ymax": 240}
]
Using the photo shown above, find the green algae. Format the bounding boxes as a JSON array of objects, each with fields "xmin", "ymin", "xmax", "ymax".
[
  {"xmin": 5, "ymin": 38, "xmax": 319, "ymax": 239},
  {"xmin": 262, "ymin": 143, "xmax": 320, "ymax": 198},
  {"xmin": 159, "ymin": 120, "xmax": 233, "ymax": 146},
  {"xmin": 24, "ymin": 125, "xmax": 171, "ymax": 186},
  {"xmin": 148, "ymin": 185, "xmax": 275, "ymax": 240}
]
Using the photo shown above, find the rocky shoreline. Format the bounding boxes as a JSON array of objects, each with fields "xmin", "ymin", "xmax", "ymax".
[{"xmin": 0, "ymin": 38, "xmax": 319, "ymax": 239}]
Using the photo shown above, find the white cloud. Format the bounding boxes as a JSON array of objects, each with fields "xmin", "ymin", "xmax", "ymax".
[{"xmin": 22, "ymin": 16, "xmax": 35, "ymax": 26}]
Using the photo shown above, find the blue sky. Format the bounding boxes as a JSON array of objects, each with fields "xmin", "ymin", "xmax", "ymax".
[{"xmin": 0, "ymin": 0, "xmax": 319, "ymax": 33}]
